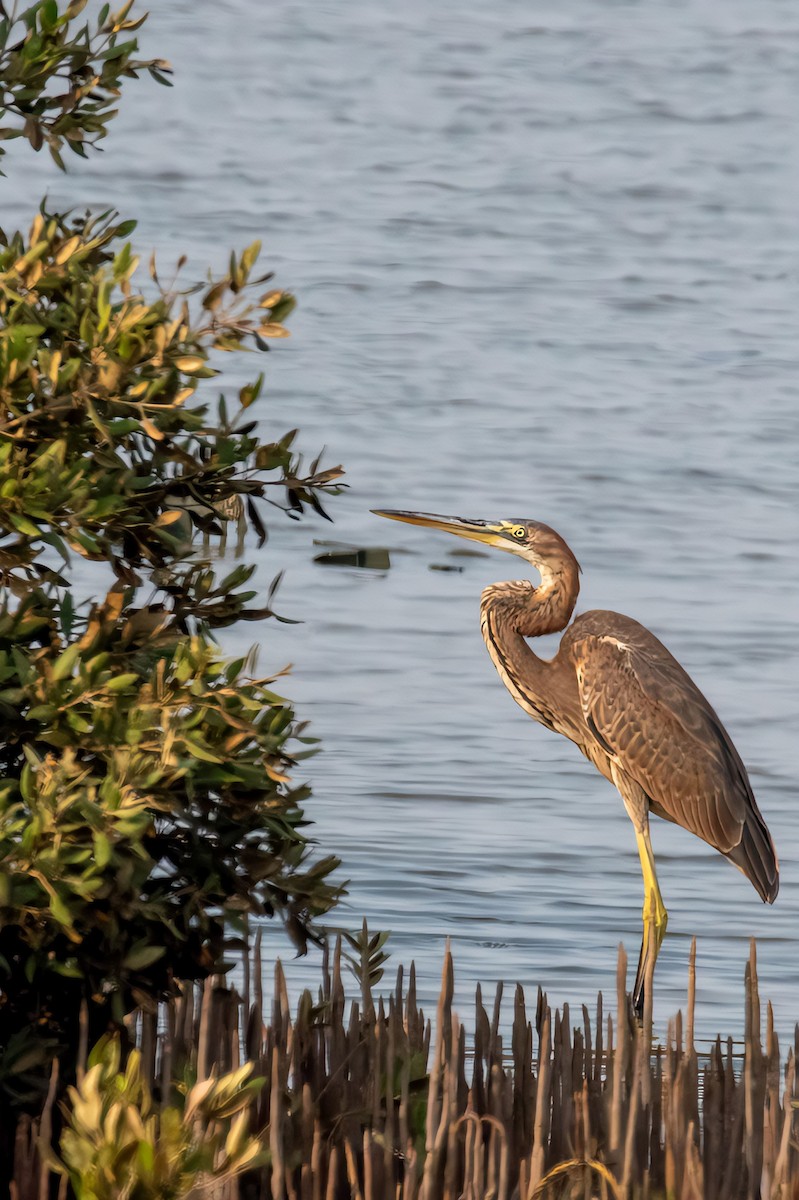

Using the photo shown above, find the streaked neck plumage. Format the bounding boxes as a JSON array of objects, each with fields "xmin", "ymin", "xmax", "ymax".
[
  {"xmin": 478, "ymin": 547, "xmax": 581, "ymax": 735},
  {"xmin": 480, "ymin": 545, "xmax": 580, "ymax": 636}
]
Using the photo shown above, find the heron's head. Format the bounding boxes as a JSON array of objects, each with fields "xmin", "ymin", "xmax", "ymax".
[{"xmin": 372, "ymin": 510, "xmax": 580, "ymax": 582}]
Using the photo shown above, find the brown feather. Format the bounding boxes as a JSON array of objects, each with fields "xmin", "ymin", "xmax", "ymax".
[{"xmin": 562, "ymin": 610, "xmax": 778, "ymax": 903}]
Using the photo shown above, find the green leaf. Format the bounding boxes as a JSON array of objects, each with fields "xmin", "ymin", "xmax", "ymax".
[
  {"xmin": 123, "ymin": 943, "xmax": 165, "ymax": 971},
  {"xmin": 8, "ymin": 514, "xmax": 41, "ymax": 539},
  {"xmin": 49, "ymin": 891, "xmax": 73, "ymax": 928},
  {"xmin": 27, "ymin": 704, "xmax": 57, "ymax": 722},
  {"xmin": 93, "ymin": 832, "xmax": 111, "ymax": 870},
  {"xmin": 137, "ymin": 1140, "xmax": 155, "ymax": 1175},
  {"xmin": 40, "ymin": 1, "xmax": 58, "ymax": 31},
  {"xmin": 182, "ymin": 737, "xmax": 223, "ymax": 764},
  {"xmin": 106, "ymin": 673, "xmax": 139, "ymax": 692},
  {"xmin": 51, "ymin": 960, "xmax": 84, "ymax": 979},
  {"xmin": 50, "ymin": 642, "xmax": 81, "ymax": 682}
]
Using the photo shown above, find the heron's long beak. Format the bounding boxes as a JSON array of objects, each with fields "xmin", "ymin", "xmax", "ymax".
[{"xmin": 372, "ymin": 509, "xmax": 506, "ymax": 548}]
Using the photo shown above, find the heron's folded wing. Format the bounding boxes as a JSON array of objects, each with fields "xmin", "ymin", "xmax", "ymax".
[{"xmin": 571, "ymin": 631, "xmax": 749, "ymax": 855}]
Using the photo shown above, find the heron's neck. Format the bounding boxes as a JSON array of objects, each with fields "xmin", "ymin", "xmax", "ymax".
[
  {"xmin": 480, "ymin": 556, "xmax": 579, "ymax": 638},
  {"xmin": 478, "ymin": 562, "xmax": 580, "ymax": 734}
]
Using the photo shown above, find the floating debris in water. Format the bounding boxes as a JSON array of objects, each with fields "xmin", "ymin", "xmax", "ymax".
[
  {"xmin": 429, "ymin": 563, "xmax": 463, "ymax": 572},
  {"xmin": 314, "ymin": 547, "xmax": 391, "ymax": 570}
]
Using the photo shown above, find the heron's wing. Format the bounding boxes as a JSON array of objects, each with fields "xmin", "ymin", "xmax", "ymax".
[{"xmin": 566, "ymin": 611, "xmax": 777, "ymax": 900}]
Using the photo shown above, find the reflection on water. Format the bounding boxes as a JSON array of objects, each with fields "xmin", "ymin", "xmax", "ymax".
[{"xmin": 2, "ymin": 0, "xmax": 798, "ymax": 1039}]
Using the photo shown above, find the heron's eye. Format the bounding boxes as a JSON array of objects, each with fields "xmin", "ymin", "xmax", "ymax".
[{"xmin": 513, "ymin": 526, "xmax": 525, "ymax": 539}]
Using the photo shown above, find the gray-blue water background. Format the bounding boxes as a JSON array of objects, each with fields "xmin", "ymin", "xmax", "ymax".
[{"xmin": 3, "ymin": 0, "xmax": 798, "ymax": 1043}]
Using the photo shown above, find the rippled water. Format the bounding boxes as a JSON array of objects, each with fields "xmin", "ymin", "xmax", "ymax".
[{"xmin": 3, "ymin": 0, "xmax": 798, "ymax": 1040}]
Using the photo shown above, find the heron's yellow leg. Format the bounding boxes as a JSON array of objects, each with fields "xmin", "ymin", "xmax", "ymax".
[
  {"xmin": 632, "ymin": 826, "xmax": 668, "ymax": 1018},
  {"xmin": 635, "ymin": 828, "xmax": 668, "ymax": 931}
]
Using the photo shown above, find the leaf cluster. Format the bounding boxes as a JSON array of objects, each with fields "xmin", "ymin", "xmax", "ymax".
[
  {"xmin": 53, "ymin": 1035, "xmax": 266, "ymax": 1199},
  {"xmin": 0, "ymin": 203, "xmax": 348, "ymax": 1078},
  {"xmin": 0, "ymin": 0, "xmax": 352, "ymax": 1113},
  {"xmin": 0, "ymin": 597, "xmax": 343, "ymax": 1034},
  {"xmin": 0, "ymin": 206, "xmax": 343, "ymax": 599},
  {"xmin": 0, "ymin": 0, "xmax": 172, "ymax": 171},
  {"xmin": 343, "ymin": 919, "xmax": 391, "ymax": 989}
]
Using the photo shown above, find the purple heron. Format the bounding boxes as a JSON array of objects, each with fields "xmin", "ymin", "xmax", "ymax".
[{"xmin": 373, "ymin": 510, "xmax": 779, "ymax": 1014}]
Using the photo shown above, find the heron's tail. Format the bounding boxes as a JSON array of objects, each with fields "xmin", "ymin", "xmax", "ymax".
[{"xmin": 726, "ymin": 810, "xmax": 779, "ymax": 904}]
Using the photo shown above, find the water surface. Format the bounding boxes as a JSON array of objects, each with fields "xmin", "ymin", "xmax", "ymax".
[{"xmin": 3, "ymin": 0, "xmax": 798, "ymax": 1041}]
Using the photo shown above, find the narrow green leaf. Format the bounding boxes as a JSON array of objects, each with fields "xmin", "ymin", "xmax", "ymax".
[
  {"xmin": 50, "ymin": 642, "xmax": 81, "ymax": 682},
  {"xmin": 123, "ymin": 943, "xmax": 165, "ymax": 970},
  {"xmin": 106, "ymin": 673, "xmax": 139, "ymax": 692}
]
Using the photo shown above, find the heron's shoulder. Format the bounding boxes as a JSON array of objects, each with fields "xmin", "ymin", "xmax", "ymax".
[
  {"xmin": 564, "ymin": 610, "xmax": 723, "ymax": 727},
  {"xmin": 564, "ymin": 610, "xmax": 674, "ymax": 659}
]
